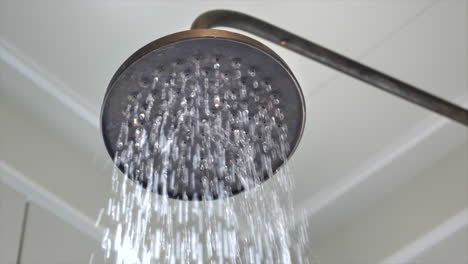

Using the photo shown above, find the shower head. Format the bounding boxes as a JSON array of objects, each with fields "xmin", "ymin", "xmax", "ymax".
[{"xmin": 101, "ymin": 29, "xmax": 306, "ymax": 200}]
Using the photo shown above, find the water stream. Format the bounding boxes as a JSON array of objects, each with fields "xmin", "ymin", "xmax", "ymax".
[{"xmin": 98, "ymin": 55, "xmax": 309, "ymax": 263}]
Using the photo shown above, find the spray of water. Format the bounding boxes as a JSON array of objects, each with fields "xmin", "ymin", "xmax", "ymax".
[{"xmin": 98, "ymin": 54, "xmax": 310, "ymax": 263}]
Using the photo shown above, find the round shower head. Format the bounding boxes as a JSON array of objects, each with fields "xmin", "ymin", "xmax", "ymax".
[{"xmin": 101, "ymin": 29, "xmax": 305, "ymax": 200}]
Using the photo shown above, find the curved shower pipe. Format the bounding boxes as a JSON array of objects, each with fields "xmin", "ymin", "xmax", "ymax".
[{"xmin": 192, "ymin": 10, "xmax": 468, "ymax": 127}]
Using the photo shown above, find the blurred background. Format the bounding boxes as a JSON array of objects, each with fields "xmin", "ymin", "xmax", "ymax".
[{"xmin": 1, "ymin": 0, "xmax": 467, "ymax": 263}]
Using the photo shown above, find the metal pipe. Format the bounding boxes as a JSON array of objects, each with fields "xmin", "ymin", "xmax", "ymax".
[{"xmin": 192, "ymin": 10, "xmax": 468, "ymax": 127}]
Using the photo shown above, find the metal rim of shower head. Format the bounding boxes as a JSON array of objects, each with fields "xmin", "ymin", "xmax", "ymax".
[{"xmin": 101, "ymin": 29, "xmax": 306, "ymax": 200}]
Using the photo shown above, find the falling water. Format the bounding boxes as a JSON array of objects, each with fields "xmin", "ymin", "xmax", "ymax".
[{"xmin": 98, "ymin": 53, "xmax": 310, "ymax": 263}]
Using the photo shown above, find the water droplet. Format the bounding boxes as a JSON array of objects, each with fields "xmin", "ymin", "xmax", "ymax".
[
  {"xmin": 253, "ymin": 80, "xmax": 259, "ymax": 88},
  {"xmin": 222, "ymin": 72, "xmax": 230, "ymax": 81},
  {"xmin": 235, "ymin": 70, "xmax": 242, "ymax": 79},
  {"xmin": 117, "ymin": 141, "xmax": 123, "ymax": 149},
  {"xmin": 213, "ymin": 95, "xmax": 221, "ymax": 108},
  {"xmin": 213, "ymin": 63, "xmax": 220, "ymax": 70},
  {"xmin": 262, "ymin": 142, "xmax": 269, "ymax": 153},
  {"xmin": 240, "ymin": 88, "xmax": 247, "ymax": 98},
  {"xmin": 248, "ymin": 67, "xmax": 256, "ymax": 77},
  {"xmin": 231, "ymin": 58, "xmax": 241, "ymax": 69},
  {"xmin": 273, "ymin": 99, "xmax": 280, "ymax": 105},
  {"xmin": 132, "ymin": 117, "xmax": 139, "ymax": 126},
  {"xmin": 139, "ymin": 113, "xmax": 145, "ymax": 120}
]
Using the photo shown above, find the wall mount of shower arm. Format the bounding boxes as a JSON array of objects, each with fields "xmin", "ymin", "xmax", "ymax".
[{"xmin": 192, "ymin": 10, "xmax": 468, "ymax": 127}]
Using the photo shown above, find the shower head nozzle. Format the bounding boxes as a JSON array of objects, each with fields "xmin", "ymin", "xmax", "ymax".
[{"xmin": 101, "ymin": 29, "xmax": 305, "ymax": 200}]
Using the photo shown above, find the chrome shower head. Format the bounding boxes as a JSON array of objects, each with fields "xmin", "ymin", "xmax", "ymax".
[{"xmin": 101, "ymin": 29, "xmax": 305, "ymax": 200}]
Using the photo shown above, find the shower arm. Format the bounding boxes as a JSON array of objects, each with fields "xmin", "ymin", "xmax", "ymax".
[{"xmin": 192, "ymin": 10, "xmax": 468, "ymax": 127}]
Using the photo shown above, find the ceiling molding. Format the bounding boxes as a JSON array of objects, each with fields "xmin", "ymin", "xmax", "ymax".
[
  {"xmin": 0, "ymin": 161, "xmax": 103, "ymax": 243},
  {"xmin": 0, "ymin": 38, "xmax": 99, "ymax": 129},
  {"xmin": 294, "ymin": 95, "xmax": 468, "ymax": 236},
  {"xmin": 381, "ymin": 207, "xmax": 468, "ymax": 264}
]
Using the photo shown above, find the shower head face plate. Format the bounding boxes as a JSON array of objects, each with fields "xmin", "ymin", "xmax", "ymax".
[{"xmin": 101, "ymin": 29, "xmax": 305, "ymax": 200}]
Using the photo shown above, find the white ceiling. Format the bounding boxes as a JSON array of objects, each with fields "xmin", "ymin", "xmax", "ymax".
[{"xmin": 1, "ymin": 0, "xmax": 467, "ymax": 263}]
